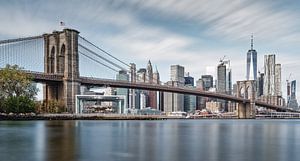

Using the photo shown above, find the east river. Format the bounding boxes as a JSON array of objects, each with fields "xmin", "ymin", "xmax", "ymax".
[{"xmin": 0, "ymin": 120, "xmax": 300, "ymax": 161}]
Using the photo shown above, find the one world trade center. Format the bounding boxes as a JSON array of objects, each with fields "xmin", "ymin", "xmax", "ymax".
[{"xmin": 246, "ymin": 35, "xmax": 257, "ymax": 80}]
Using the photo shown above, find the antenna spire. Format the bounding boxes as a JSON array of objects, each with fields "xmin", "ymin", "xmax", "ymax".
[{"xmin": 251, "ymin": 34, "xmax": 254, "ymax": 50}]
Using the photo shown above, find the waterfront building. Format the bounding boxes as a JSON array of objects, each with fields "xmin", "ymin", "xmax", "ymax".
[
  {"xmin": 206, "ymin": 101, "xmax": 222, "ymax": 113},
  {"xmin": 246, "ymin": 35, "xmax": 258, "ymax": 80},
  {"xmin": 116, "ymin": 70, "xmax": 129, "ymax": 113}
]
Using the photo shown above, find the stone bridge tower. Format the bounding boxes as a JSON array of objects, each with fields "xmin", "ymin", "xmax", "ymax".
[
  {"xmin": 237, "ymin": 80, "xmax": 256, "ymax": 118},
  {"xmin": 43, "ymin": 29, "xmax": 80, "ymax": 112}
]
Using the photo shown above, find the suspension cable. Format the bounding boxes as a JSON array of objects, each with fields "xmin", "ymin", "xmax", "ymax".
[
  {"xmin": 79, "ymin": 51, "xmax": 119, "ymax": 72},
  {"xmin": 79, "ymin": 35, "xmax": 130, "ymax": 67},
  {"xmin": 79, "ymin": 44, "xmax": 128, "ymax": 72}
]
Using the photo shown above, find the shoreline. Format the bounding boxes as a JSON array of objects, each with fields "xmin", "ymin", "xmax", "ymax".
[{"xmin": 0, "ymin": 113, "xmax": 300, "ymax": 120}]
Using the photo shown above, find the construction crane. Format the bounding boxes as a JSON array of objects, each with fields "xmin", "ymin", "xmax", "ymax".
[{"xmin": 219, "ymin": 55, "xmax": 226, "ymax": 64}]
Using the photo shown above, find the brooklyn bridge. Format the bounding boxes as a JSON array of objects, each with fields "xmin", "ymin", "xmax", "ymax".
[{"xmin": 0, "ymin": 28, "xmax": 297, "ymax": 118}]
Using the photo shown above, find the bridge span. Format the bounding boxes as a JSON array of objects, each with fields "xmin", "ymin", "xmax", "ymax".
[
  {"xmin": 25, "ymin": 71, "xmax": 298, "ymax": 114},
  {"xmin": 1, "ymin": 28, "xmax": 299, "ymax": 119}
]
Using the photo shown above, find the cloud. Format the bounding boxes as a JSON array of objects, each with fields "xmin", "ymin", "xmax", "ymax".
[{"xmin": 1, "ymin": 0, "xmax": 300, "ymax": 101}]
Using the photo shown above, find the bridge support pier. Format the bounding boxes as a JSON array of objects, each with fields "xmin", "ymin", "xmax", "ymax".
[
  {"xmin": 44, "ymin": 29, "xmax": 80, "ymax": 113},
  {"xmin": 237, "ymin": 102, "xmax": 256, "ymax": 119},
  {"xmin": 237, "ymin": 80, "xmax": 256, "ymax": 119}
]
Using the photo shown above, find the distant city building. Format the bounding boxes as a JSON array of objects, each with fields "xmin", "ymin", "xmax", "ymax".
[
  {"xmin": 260, "ymin": 54, "xmax": 284, "ymax": 106},
  {"xmin": 147, "ymin": 60, "xmax": 153, "ymax": 83},
  {"xmin": 263, "ymin": 55, "xmax": 276, "ymax": 96},
  {"xmin": 201, "ymin": 75, "xmax": 213, "ymax": 91},
  {"xmin": 275, "ymin": 64, "xmax": 282, "ymax": 96},
  {"xmin": 246, "ymin": 35, "xmax": 258, "ymax": 80},
  {"xmin": 153, "ymin": 66, "xmax": 163, "ymax": 110},
  {"xmin": 164, "ymin": 65, "xmax": 185, "ymax": 112},
  {"xmin": 137, "ymin": 68, "xmax": 146, "ymax": 82},
  {"xmin": 116, "ymin": 70, "xmax": 129, "ymax": 113},
  {"xmin": 196, "ymin": 79, "xmax": 204, "ymax": 91},
  {"xmin": 184, "ymin": 73, "xmax": 196, "ymax": 112},
  {"xmin": 195, "ymin": 78, "xmax": 205, "ymax": 110},
  {"xmin": 129, "ymin": 63, "xmax": 136, "ymax": 109},
  {"xmin": 217, "ymin": 59, "xmax": 232, "ymax": 111},
  {"xmin": 257, "ymin": 72, "xmax": 264, "ymax": 96},
  {"xmin": 184, "ymin": 72, "xmax": 194, "ymax": 86},
  {"xmin": 164, "ymin": 81, "xmax": 184, "ymax": 112},
  {"xmin": 288, "ymin": 80, "xmax": 298, "ymax": 110},
  {"xmin": 171, "ymin": 65, "xmax": 185, "ymax": 83},
  {"xmin": 147, "ymin": 60, "xmax": 157, "ymax": 109},
  {"xmin": 217, "ymin": 63, "xmax": 226, "ymax": 94}
]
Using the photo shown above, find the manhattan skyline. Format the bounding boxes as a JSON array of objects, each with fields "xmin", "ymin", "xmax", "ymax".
[{"xmin": 0, "ymin": 0, "xmax": 300, "ymax": 100}]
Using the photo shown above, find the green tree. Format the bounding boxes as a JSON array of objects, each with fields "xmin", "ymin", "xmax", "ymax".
[
  {"xmin": 0, "ymin": 64, "xmax": 38, "ymax": 98},
  {"xmin": 0, "ymin": 64, "xmax": 38, "ymax": 113}
]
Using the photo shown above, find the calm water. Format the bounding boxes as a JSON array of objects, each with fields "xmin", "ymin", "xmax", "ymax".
[{"xmin": 0, "ymin": 120, "xmax": 300, "ymax": 161}]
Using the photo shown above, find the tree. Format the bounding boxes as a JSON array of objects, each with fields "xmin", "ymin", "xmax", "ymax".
[
  {"xmin": 0, "ymin": 64, "xmax": 38, "ymax": 113},
  {"xmin": 0, "ymin": 64, "xmax": 38, "ymax": 98}
]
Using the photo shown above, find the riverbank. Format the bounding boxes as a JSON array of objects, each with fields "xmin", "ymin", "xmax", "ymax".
[
  {"xmin": 1, "ymin": 113, "xmax": 300, "ymax": 120},
  {"xmin": 0, "ymin": 113, "xmax": 239, "ymax": 120}
]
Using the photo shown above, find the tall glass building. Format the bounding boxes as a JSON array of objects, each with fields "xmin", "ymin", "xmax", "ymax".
[{"xmin": 246, "ymin": 35, "xmax": 257, "ymax": 80}]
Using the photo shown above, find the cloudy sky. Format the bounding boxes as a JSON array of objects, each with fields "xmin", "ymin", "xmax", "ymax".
[{"xmin": 1, "ymin": 0, "xmax": 300, "ymax": 100}]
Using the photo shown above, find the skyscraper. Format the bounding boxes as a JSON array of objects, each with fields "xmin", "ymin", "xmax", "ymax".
[
  {"xmin": 171, "ymin": 65, "xmax": 185, "ymax": 83},
  {"xmin": 246, "ymin": 35, "xmax": 258, "ymax": 80},
  {"xmin": 217, "ymin": 63, "xmax": 226, "ymax": 94},
  {"xmin": 147, "ymin": 60, "xmax": 157, "ymax": 109},
  {"xmin": 146, "ymin": 60, "xmax": 153, "ymax": 83},
  {"xmin": 263, "ymin": 55, "xmax": 276, "ymax": 96},
  {"xmin": 288, "ymin": 80, "xmax": 298, "ymax": 109},
  {"xmin": 274, "ymin": 64, "xmax": 282, "ymax": 96},
  {"xmin": 129, "ymin": 63, "xmax": 136, "ymax": 109},
  {"xmin": 164, "ymin": 65, "xmax": 185, "ymax": 112},
  {"xmin": 261, "ymin": 54, "xmax": 284, "ymax": 106}
]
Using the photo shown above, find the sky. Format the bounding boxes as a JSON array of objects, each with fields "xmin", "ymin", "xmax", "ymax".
[{"xmin": 1, "ymin": 0, "xmax": 300, "ymax": 101}]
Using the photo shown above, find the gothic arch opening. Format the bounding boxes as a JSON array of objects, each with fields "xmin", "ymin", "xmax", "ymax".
[
  {"xmin": 57, "ymin": 44, "xmax": 65, "ymax": 74},
  {"xmin": 49, "ymin": 46, "xmax": 55, "ymax": 73},
  {"xmin": 239, "ymin": 86, "xmax": 245, "ymax": 98}
]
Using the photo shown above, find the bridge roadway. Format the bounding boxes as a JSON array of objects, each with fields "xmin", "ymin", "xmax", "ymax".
[{"xmin": 25, "ymin": 71, "xmax": 298, "ymax": 113}]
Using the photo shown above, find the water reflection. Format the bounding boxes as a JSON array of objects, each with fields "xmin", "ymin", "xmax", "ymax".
[{"xmin": 0, "ymin": 120, "xmax": 300, "ymax": 161}]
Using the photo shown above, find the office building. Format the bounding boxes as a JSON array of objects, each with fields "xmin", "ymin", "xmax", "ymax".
[
  {"xmin": 263, "ymin": 55, "xmax": 276, "ymax": 96},
  {"xmin": 171, "ymin": 65, "xmax": 185, "ymax": 83},
  {"xmin": 184, "ymin": 73, "xmax": 196, "ymax": 112},
  {"xmin": 246, "ymin": 35, "xmax": 258, "ymax": 80},
  {"xmin": 217, "ymin": 63, "xmax": 226, "ymax": 94},
  {"xmin": 164, "ymin": 65, "xmax": 185, "ymax": 112},
  {"xmin": 147, "ymin": 60, "xmax": 157, "ymax": 109}
]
